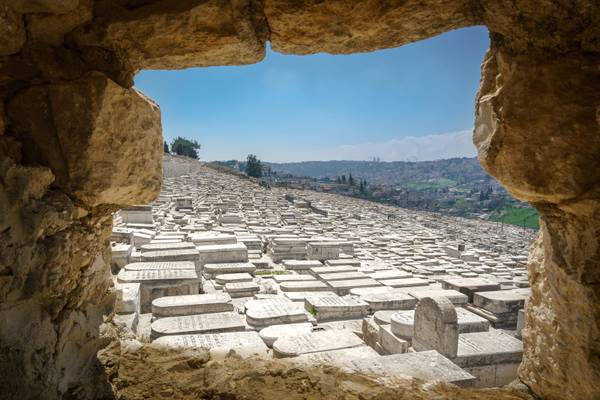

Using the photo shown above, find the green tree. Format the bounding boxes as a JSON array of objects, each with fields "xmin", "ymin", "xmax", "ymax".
[
  {"xmin": 341, "ymin": 175, "xmax": 347, "ymax": 184},
  {"xmin": 245, "ymin": 154, "xmax": 263, "ymax": 178},
  {"xmin": 360, "ymin": 179, "xmax": 368, "ymax": 193},
  {"xmin": 348, "ymin": 173, "xmax": 355, "ymax": 186},
  {"xmin": 171, "ymin": 136, "xmax": 201, "ymax": 159},
  {"xmin": 163, "ymin": 141, "xmax": 170, "ymax": 153}
]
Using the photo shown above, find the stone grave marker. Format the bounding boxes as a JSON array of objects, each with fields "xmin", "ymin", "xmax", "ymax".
[
  {"xmin": 412, "ymin": 297, "xmax": 459, "ymax": 358},
  {"xmin": 272, "ymin": 329, "xmax": 364, "ymax": 358},
  {"xmin": 154, "ymin": 331, "xmax": 269, "ymax": 358},
  {"xmin": 304, "ymin": 295, "xmax": 369, "ymax": 321},
  {"xmin": 150, "ymin": 311, "xmax": 245, "ymax": 339},
  {"xmin": 152, "ymin": 293, "xmax": 233, "ymax": 317}
]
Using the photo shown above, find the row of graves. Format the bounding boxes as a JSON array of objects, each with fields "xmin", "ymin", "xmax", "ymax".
[{"xmin": 110, "ymin": 164, "xmax": 532, "ymax": 389}]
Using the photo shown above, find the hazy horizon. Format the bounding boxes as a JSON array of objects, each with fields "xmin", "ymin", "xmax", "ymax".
[{"xmin": 214, "ymin": 154, "xmax": 479, "ymax": 164}]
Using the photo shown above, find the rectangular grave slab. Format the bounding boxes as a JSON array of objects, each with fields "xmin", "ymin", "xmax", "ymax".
[
  {"xmin": 141, "ymin": 249, "xmax": 200, "ymax": 269},
  {"xmin": 215, "ymin": 273, "xmax": 253, "ymax": 285},
  {"xmin": 225, "ymin": 281, "xmax": 260, "ymax": 298},
  {"xmin": 189, "ymin": 234, "xmax": 237, "ymax": 246},
  {"xmin": 473, "ymin": 290, "xmax": 527, "ymax": 314},
  {"xmin": 150, "ymin": 311, "xmax": 245, "ymax": 339},
  {"xmin": 327, "ymin": 278, "xmax": 381, "ymax": 296},
  {"xmin": 140, "ymin": 242, "xmax": 196, "ymax": 253},
  {"xmin": 381, "ymin": 277, "xmax": 430, "ymax": 288},
  {"xmin": 358, "ymin": 290, "xmax": 418, "ymax": 311},
  {"xmin": 440, "ymin": 278, "xmax": 502, "ymax": 302},
  {"xmin": 244, "ymin": 297, "xmax": 292, "ymax": 312},
  {"xmin": 283, "ymin": 260, "xmax": 323, "ymax": 272},
  {"xmin": 117, "ymin": 269, "xmax": 201, "ymax": 313},
  {"xmin": 306, "ymin": 242, "xmax": 340, "ymax": 261},
  {"xmin": 407, "ymin": 288, "xmax": 468, "ymax": 305},
  {"xmin": 349, "ymin": 286, "xmax": 398, "ymax": 297},
  {"xmin": 279, "ymin": 281, "xmax": 330, "ymax": 292},
  {"xmin": 283, "ymin": 291, "xmax": 338, "ymax": 302},
  {"xmin": 258, "ymin": 322, "xmax": 319, "ymax": 347},
  {"xmin": 197, "ymin": 243, "xmax": 248, "ymax": 266},
  {"xmin": 321, "ymin": 318, "xmax": 364, "ymax": 336},
  {"xmin": 317, "ymin": 271, "xmax": 367, "ymax": 281},
  {"xmin": 290, "ymin": 345, "xmax": 380, "ymax": 367},
  {"xmin": 154, "ymin": 331, "xmax": 269, "ymax": 358},
  {"xmin": 310, "ymin": 266, "xmax": 358, "ymax": 275},
  {"xmin": 152, "ymin": 293, "xmax": 233, "ymax": 317},
  {"xmin": 454, "ymin": 330, "xmax": 524, "ymax": 368},
  {"xmin": 203, "ymin": 262, "xmax": 256, "ymax": 279},
  {"xmin": 272, "ymin": 329, "xmax": 364, "ymax": 358},
  {"xmin": 154, "ymin": 234, "xmax": 186, "ymax": 241},
  {"xmin": 305, "ymin": 295, "xmax": 369, "ymax": 321},
  {"xmin": 369, "ymin": 270, "xmax": 413, "ymax": 281},
  {"xmin": 124, "ymin": 261, "xmax": 196, "ymax": 271},
  {"xmin": 246, "ymin": 302, "xmax": 308, "ymax": 328},
  {"xmin": 273, "ymin": 274, "xmax": 317, "ymax": 283},
  {"xmin": 325, "ymin": 259, "xmax": 361, "ymax": 267},
  {"xmin": 338, "ymin": 351, "xmax": 475, "ymax": 387}
]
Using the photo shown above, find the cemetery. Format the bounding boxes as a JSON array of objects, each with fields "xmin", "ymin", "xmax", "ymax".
[
  {"xmin": 1, "ymin": 2, "xmax": 597, "ymax": 399},
  {"xmin": 110, "ymin": 160, "xmax": 533, "ymax": 389}
]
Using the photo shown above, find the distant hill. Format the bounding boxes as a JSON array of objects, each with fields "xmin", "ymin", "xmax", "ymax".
[{"xmin": 267, "ymin": 158, "xmax": 492, "ymax": 186}]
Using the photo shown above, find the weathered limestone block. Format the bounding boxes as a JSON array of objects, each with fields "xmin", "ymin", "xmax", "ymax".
[
  {"xmin": 264, "ymin": 0, "xmax": 481, "ymax": 54},
  {"xmin": 26, "ymin": 0, "xmax": 93, "ymax": 46},
  {"xmin": 7, "ymin": 71, "xmax": 162, "ymax": 207},
  {"xmin": 72, "ymin": 0, "xmax": 269, "ymax": 70},
  {"xmin": 0, "ymin": 1, "xmax": 26, "ymax": 56},
  {"xmin": 481, "ymin": 1, "xmax": 600, "ymax": 54},
  {"xmin": 520, "ymin": 216, "xmax": 600, "ymax": 400},
  {"xmin": 474, "ymin": 48, "xmax": 600, "ymax": 204},
  {"xmin": 0, "ymin": 166, "xmax": 115, "ymax": 400}
]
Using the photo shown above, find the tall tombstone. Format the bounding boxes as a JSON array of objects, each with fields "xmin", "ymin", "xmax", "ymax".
[{"xmin": 413, "ymin": 296, "xmax": 459, "ymax": 359}]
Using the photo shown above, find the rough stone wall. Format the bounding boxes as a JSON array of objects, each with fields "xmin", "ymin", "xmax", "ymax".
[
  {"xmin": 474, "ymin": 22, "xmax": 600, "ymax": 398},
  {"xmin": 0, "ymin": 1, "xmax": 599, "ymax": 399},
  {"xmin": 0, "ymin": 2, "xmax": 163, "ymax": 398}
]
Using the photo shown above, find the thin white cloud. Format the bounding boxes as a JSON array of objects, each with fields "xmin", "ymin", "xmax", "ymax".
[{"xmin": 308, "ymin": 130, "xmax": 476, "ymax": 162}]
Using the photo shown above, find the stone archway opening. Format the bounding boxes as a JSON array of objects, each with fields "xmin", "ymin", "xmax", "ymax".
[
  {"xmin": 110, "ymin": 24, "xmax": 534, "ymax": 391},
  {"xmin": 0, "ymin": 2, "xmax": 598, "ymax": 400}
]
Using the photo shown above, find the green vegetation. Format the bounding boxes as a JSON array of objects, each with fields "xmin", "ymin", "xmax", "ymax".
[
  {"xmin": 489, "ymin": 206, "xmax": 540, "ymax": 229},
  {"xmin": 359, "ymin": 178, "xmax": 368, "ymax": 193},
  {"xmin": 245, "ymin": 154, "xmax": 263, "ymax": 178},
  {"xmin": 307, "ymin": 305, "xmax": 318, "ymax": 316},
  {"xmin": 171, "ymin": 136, "xmax": 201, "ymax": 159},
  {"xmin": 163, "ymin": 141, "xmax": 169, "ymax": 153}
]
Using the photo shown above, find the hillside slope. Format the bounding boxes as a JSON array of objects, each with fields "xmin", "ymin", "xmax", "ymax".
[{"xmin": 267, "ymin": 158, "xmax": 490, "ymax": 186}]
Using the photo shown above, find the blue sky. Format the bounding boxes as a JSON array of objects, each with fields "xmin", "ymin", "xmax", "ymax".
[{"xmin": 135, "ymin": 26, "xmax": 489, "ymax": 162}]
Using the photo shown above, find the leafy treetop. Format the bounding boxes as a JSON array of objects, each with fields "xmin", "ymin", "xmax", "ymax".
[
  {"xmin": 245, "ymin": 154, "xmax": 263, "ymax": 178},
  {"xmin": 171, "ymin": 136, "xmax": 201, "ymax": 159}
]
